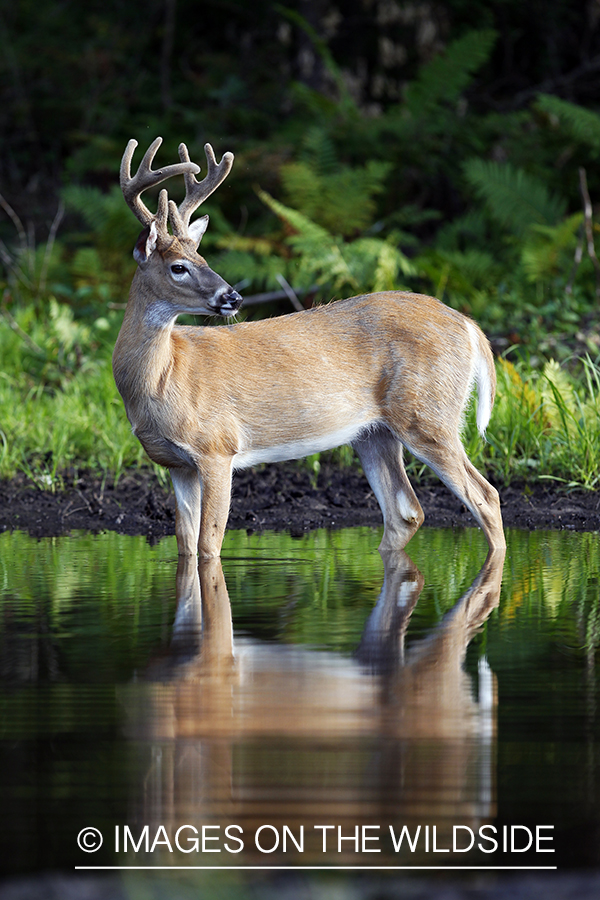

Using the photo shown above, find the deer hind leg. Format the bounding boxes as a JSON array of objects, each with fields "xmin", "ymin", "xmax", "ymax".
[
  {"xmin": 353, "ymin": 426, "xmax": 425, "ymax": 553},
  {"xmin": 403, "ymin": 432, "xmax": 505, "ymax": 551},
  {"xmin": 356, "ymin": 550, "xmax": 424, "ymax": 673},
  {"xmin": 171, "ymin": 467, "xmax": 202, "ymax": 557}
]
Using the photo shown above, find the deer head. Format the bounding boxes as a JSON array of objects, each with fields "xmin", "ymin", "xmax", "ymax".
[{"xmin": 120, "ymin": 137, "xmax": 242, "ymax": 318}]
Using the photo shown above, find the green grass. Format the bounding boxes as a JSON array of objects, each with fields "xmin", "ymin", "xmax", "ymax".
[
  {"xmin": 0, "ymin": 302, "xmax": 151, "ymax": 486},
  {"xmin": 1, "ymin": 299, "xmax": 599, "ymax": 491},
  {"xmin": 0, "ymin": 361, "xmax": 149, "ymax": 487},
  {"xmin": 482, "ymin": 355, "xmax": 600, "ymax": 489}
]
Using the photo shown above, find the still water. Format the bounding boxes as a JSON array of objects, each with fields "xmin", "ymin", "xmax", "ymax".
[{"xmin": 0, "ymin": 525, "xmax": 599, "ymax": 875}]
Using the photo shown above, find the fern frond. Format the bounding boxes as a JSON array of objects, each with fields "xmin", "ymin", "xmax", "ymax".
[
  {"xmin": 372, "ymin": 242, "xmax": 400, "ymax": 292},
  {"xmin": 258, "ymin": 190, "xmax": 417, "ymax": 295},
  {"xmin": 521, "ymin": 213, "xmax": 583, "ymax": 282},
  {"xmin": 63, "ymin": 186, "xmax": 112, "ymax": 230},
  {"xmin": 215, "ymin": 234, "xmax": 275, "ymax": 256},
  {"xmin": 405, "ymin": 29, "xmax": 497, "ymax": 115},
  {"xmin": 279, "ymin": 162, "xmax": 324, "ymax": 222},
  {"xmin": 289, "ymin": 81, "xmax": 340, "ymax": 119},
  {"xmin": 435, "ymin": 209, "xmax": 489, "ymax": 251},
  {"xmin": 535, "ymin": 94, "xmax": 600, "ymax": 154},
  {"xmin": 214, "ymin": 249, "xmax": 285, "ymax": 292},
  {"xmin": 280, "ymin": 158, "xmax": 391, "ymax": 237},
  {"xmin": 63, "ymin": 185, "xmax": 140, "ymax": 250},
  {"xmin": 70, "ymin": 247, "xmax": 104, "ymax": 285},
  {"xmin": 299, "ymin": 126, "xmax": 338, "ymax": 175},
  {"xmin": 257, "ymin": 188, "xmax": 332, "ymax": 243},
  {"xmin": 440, "ymin": 248, "xmax": 499, "ymax": 283},
  {"xmin": 259, "ymin": 189, "xmax": 357, "ymax": 291},
  {"xmin": 349, "ymin": 238, "xmax": 416, "ymax": 291},
  {"xmin": 463, "ymin": 159, "xmax": 567, "ymax": 236},
  {"xmin": 417, "ymin": 247, "xmax": 499, "ymax": 302}
]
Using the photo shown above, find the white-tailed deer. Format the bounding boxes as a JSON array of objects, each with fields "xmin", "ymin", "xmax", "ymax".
[
  {"xmin": 124, "ymin": 549, "xmax": 505, "ymax": 858},
  {"xmin": 113, "ymin": 137, "xmax": 505, "ymax": 558}
]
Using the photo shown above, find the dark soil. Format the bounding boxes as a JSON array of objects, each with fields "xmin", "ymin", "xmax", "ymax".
[{"xmin": 1, "ymin": 462, "xmax": 599, "ymax": 541}]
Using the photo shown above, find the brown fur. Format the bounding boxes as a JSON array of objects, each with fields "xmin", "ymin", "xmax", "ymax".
[
  {"xmin": 115, "ymin": 138, "xmax": 505, "ymax": 558},
  {"xmin": 114, "ymin": 287, "xmax": 505, "ymax": 556}
]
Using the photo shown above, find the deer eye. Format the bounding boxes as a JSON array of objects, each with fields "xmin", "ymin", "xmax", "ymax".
[{"xmin": 171, "ymin": 264, "xmax": 188, "ymax": 275}]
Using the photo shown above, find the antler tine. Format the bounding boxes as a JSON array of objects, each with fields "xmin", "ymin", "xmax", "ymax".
[
  {"xmin": 120, "ymin": 137, "xmax": 201, "ymax": 228},
  {"xmin": 176, "ymin": 142, "xmax": 235, "ymax": 228}
]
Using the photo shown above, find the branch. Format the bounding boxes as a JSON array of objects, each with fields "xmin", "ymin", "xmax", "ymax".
[
  {"xmin": 38, "ymin": 200, "xmax": 65, "ymax": 298},
  {"xmin": 0, "ymin": 191, "xmax": 27, "ymax": 250},
  {"xmin": 0, "ymin": 289, "xmax": 46, "ymax": 356},
  {"xmin": 565, "ymin": 222, "xmax": 583, "ymax": 295},
  {"xmin": 579, "ymin": 166, "xmax": 600, "ymax": 298},
  {"xmin": 275, "ymin": 273, "xmax": 305, "ymax": 311},
  {"xmin": 486, "ymin": 54, "xmax": 600, "ymax": 111},
  {"xmin": 238, "ymin": 283, "xmax": 318, "ymax": 308}
]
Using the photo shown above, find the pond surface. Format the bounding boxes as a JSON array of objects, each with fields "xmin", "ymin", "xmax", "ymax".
[{"xmin": 0, "ymin": 524, "xmax": 599, "ymax": 878}]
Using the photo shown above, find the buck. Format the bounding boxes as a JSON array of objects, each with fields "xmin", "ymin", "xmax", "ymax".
[
  {"xmin": 126, "ymin": 549, "xmax": 504, "ymax": 837},
  {"xmin": 113, "ymin": 137, "xmax": 505, "ymax": 558}
]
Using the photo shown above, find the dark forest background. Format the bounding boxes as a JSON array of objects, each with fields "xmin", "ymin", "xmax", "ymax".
[{"xmin": 2, "ymin": 0, "xmax": 600, "ymax": 354}]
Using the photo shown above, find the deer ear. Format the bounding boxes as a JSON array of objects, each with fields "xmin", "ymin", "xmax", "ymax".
[
  {"xmin": 188, "ymin": 215, "xmax": 209, "ymax": 248},
  {"xmin": 133, "ymin": 221, "xmax": 158, "ymax": 264}
]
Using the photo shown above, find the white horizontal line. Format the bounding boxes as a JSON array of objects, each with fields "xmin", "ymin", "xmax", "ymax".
[{"xmin": 75, "ymin": 866, "xmax": 558, "ymax": 871}]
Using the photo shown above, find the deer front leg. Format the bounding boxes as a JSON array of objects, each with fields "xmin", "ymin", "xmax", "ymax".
[
  {"xmin": 171, "ymin": 467, "xmax": 202, "ymax": 557},
  {"xmin": 198, "ymin": 456, "xmax": 234, "ymax": 559}
]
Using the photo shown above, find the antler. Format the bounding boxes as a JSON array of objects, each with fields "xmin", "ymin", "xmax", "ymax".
[
  {"xmin": 168, "ymin": 142, "xmax": 235, "ymax": 237},
  {"xmin": 120, "ymin": 137, "xmax": 201, "ymax": 229}
]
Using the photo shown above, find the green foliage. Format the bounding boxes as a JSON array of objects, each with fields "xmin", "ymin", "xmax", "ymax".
[
  {"xmin": 0, "ymin": 290, "xmax": 142, "ymax": 484},
  {"xmin": 275, "ymin": 5, "xmax": 359, "ymax": 120},
  {"xmin": 297, "ymin": 126, "xmax": 339, "ymax": 174},
  {"xmin": 0, "ymin": 352, "xmax": 147, "ymax": 488},
  {"xmin": 520, "ymin": 214, "xmax": 583, "ymax": 283},
  {"xmin": 463, "ymin": 158, "xmax": 568, "ymax": 236},
  {"xmin": 472, "ymin": 355, "xmax": 600, "ymax": 489},
  {"xmin": 62, "ymin": 184, "xmax": 139, "ymax": 306},
  {"xmin": 535, "ymin": 94, "xmax": 600, "ymax": 155},
  {"xmin": 62, "ymin": 185, "xmax": 134, "ymax": 245},
  {"xmin": 213, "ymin": 243, "xmax": 286, "ymax": 294},
  {"xmin": 0, "ymin": 196, "xmax": 65, "ymax": 308},
  {"xmin": 416, "ymin": 247, "xmax": 500, "ymax": 306},
  {"xmin": 257, "ymin": 189, "xmax": 416, "ymax": 296},
  {"xmin": 404, "ymin": 29, "xmax": 498, "ymax": 117},
  {"xmin": 280, "ymin": 152, "xmax": 392, "ymax": 236}
]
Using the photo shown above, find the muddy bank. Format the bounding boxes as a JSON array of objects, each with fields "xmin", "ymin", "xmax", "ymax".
[{"xmin": 0, "ymin": 462, "xmax": 599, "ymax": 541}]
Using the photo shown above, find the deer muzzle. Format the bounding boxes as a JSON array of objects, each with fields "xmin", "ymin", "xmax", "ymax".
[{"xmin": 217, "ymin": 289, "xmax": 244, "ymax": 315}]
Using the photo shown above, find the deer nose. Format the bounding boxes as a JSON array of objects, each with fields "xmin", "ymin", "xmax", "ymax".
[{"xmin": 221, "ymin": 289, "xmax": 243, "ymax": 310}]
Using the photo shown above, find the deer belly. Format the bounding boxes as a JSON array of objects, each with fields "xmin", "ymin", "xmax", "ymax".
[{"xmin": 233, "ymin": 420, "xmax": 370, "ymax": 469}]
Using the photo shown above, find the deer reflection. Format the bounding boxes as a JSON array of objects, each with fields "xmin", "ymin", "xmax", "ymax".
[
  {"xmin": 124, "ymin": 547, "xmax": 505, "ymax": 856},
  {"xmin": 357, "ymin": 551, "xmax": 502, "ymax": 740}
]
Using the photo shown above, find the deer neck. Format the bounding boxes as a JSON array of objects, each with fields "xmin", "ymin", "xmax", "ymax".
[{"xmin": 113, "ymin": 270, "xmax": 181, "ymax": 403}]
